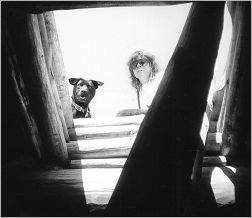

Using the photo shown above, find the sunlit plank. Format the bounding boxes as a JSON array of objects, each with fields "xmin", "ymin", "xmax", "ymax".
[
  {"xmin": 73, "ymin": 115, "xmax": 144, "ymax": 127},
  {"xmin": 69, "ymin": 124, "xmax": 140, "ymax": 140},
  {"xmin": 71, "ymin": 158, "xmax": 127, "ymax": 168}
]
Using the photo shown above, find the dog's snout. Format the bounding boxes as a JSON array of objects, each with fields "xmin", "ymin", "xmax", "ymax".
[{"xmin": 80, "ymin": 86, "xmax": 89, "ymax": 93}]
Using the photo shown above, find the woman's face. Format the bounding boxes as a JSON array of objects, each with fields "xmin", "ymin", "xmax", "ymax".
[{"xmin": 132, "ymin": 60, "xmax": 152, "ymax": 84}]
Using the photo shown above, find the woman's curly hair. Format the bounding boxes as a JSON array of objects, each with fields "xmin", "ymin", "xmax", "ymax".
[{"xmin": 128, "ymin": 50, "xmax": 159, "ymax": 91}]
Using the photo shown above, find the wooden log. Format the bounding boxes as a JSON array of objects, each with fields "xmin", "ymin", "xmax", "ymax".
[
  {"xmin": 67, "ymin": 136, "xmax": 134, "ymax": 158},
  {"xmin": 73, "ymin": 115, "xmax": 144, "ymax": 128},
  {"xmin": 69, "ymin": 148, "xmax": 130, "ymax": 160},
  {"xmin": 3, "ymin": 168, "xmax": 89, "ymax": 216},
  {"xmin": 37, "ymin": 13, "xmax": 70, "ymax": 142},
  {"xmin": 44, "ymin": 11, "xmax": 74, "ymax": 129},
  {"xmin": 67, "ymin": 137, "xmax": 135, "ymax": 151},
  {"xmin": 19, "ymin": 14, "xmax": 69, "ymax": 167},
  {"xmin": 67, "ymin": 134, "xmax": 223, "ymax": 161},
  {"xmin": 191, "ymin": 112, "xmax": 209, "ymax": 186},
  {"xmin": 210, "ymin": 86, "xmax": 225, "ymax": 121},
  {"xmin": 4, "ymin": 166, "xmax": 250, "ymax": 214},
  {"xmin": 6, "ymin": 2, "xmax": 191, "ymax": 13},
  {"xmin": 70, "ymin": 158, "xmax": 127, "ymax": 169},
  {"xmin": 219, "ymin": 2, "xmax": 251, "ymax": 165},
  {"xmin": 205, "ymin": 132, "xmax": 222, "ymax": 154},
  {"xmin": 203, "ymin": 156, "xmax": 227, "ymax": 166},
  {"xmin": 3, "ymin": 23, "xmax": 44, "ymax": 163},
  {"xmin": 71, "ymin": 156, "xmax": 227, "ymax": 169},
  {"xmin": 107, "ymin": 3, "xmax": 225, "ymax": 216},
  {"xmin": 69, "ymin": 124, "xmax": 140, "ymax": 140},
  {"xmin": 216, "ymin": 85, "xmax": 228, "ymax": 133}
]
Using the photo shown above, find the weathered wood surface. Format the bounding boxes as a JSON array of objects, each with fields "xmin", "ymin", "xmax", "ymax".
[
  {"xmin": 5, "ymin": 2, "xmax": 191, "ymax": 13},
  {"xmin": 44, "ymin": 11, "xmax": 74, "ymax": 129},
  {"xmin": 68, "ymin": 137, "xmax": 135, "ymax": 151},
  {"xmin": 203, "ymin": 156, "xmax": 227, "ymax": 166},
  {"xmin": 19, "ymin": 14, "xmax": 69, "ymax": 167},
  {"xmin": 67, "ymin": 137, "xmax": 134, "ymax": 159},
  {"xmin": 37, "ymin": 13, "xmax": 70, "ymax": 142},
  {"xmin": 69, "ymin": 148, "xmax": 131, "ymax": 159},
  {"xmin": 70, "ymin": 156, "xmax": 226, "ymax": 169},
  {"xmin": 219, "ymin": 2, "xmax": 250, "ymax": 164},
  {"xmin": 70, "ymin": 158, "xmax": 127, "ymax": 169},
  {"xmin": 73, "ymin": 115, "xmax": 144, "ymax": 128},
  {"xmin": 67, "ymin": 138, "xmax": 221, "ymax": 161},
  {"xmin": 69, "ymin": 124, "xmax": 140, "ymax": 140},
  {"xmin": 3, "ymin": 168, "xmax": 89, "ymax": 216},
  {"xmin": 3, "ymin": 24, "xmax": 44, "ymax": 162},
  {"xmin": 3, "ymin": 166, "xmax": 250, "ymax": 215},
  {"xmin": 205, "ymin": 132, "xmax": 222, "ymax": 153},
  {"xmin": 68, "ymin": 119, "xmax": 220, "ymax": 160},
  {"xmin": 107, "ymin": 3, "xmax": 225, "ymax": 216}
]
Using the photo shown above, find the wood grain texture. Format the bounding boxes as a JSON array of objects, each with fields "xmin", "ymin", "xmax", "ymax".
[
  {"xmin": 6, "ymin": 2, "xmax": 191, "ymax": 13},
  {"xmin": 24, "ymin": 14, "xmax": 69, "ymax": 167},
  {"xmin": 44, "ymin": 11, "xmax": 74, "ymax": 129},
  {"xmin": 107, "ymin": 3, "xmax": 225, "ymax": 216},
  {"xmin": 3, "ymin": 166, "xmax": 250, "ymax": 215},
  {"xmin": 70, "ymin": 158, "xmax": 127, "ymax": 169},
  {"xmin": 73, "ymin": 115, "xmax": 144, "ymax": 128},
  {"xmin": 37, "ymin": 13, "xmax": 70, "ymax": 142},
  {"xmin": 69, "ymin": 124, "xmax": 140, "ymax": 140}
]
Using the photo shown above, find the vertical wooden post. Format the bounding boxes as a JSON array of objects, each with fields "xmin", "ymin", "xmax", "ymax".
[
  {"xmin": 44, "ymin": 11, "xmax": 74, "ymax": 129},
  {"xmin": 37, "ymin": 13, "xmax": 70, "ymax": 142},
  {"xmin": 220, "ymin": 2, "xmax": 251, "ymax": 164},
  {"xmin": 23, "ymin": 14, "xmax": 69, "ymax": 167},
  {"xmin": 107, "ymin": 3, "xmax": 225, "ymax": 216}
]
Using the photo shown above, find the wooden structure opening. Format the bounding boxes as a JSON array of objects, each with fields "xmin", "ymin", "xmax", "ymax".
[{"xmin": 2, "ymin": 1, "xmax": 250, "ymax": 217}]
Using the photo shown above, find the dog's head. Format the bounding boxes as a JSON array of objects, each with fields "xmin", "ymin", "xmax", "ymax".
[{"xmin": 69, "ymin": 78, "xmax": 104, "ymax": 108}]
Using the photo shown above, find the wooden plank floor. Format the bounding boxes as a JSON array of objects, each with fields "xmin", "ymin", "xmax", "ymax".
[
  {"xmin": 3, "ymin": 166, "xmax": 250, "ymax": 216},
  {"xmin": 3, "ymin": 115, "xmax": 250, "ymax": 216},
  {"xmin": 68, "ymin": 115, "xmax": 250, "ymax": 216}
]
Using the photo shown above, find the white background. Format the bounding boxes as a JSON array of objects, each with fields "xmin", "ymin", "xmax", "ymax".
[{"xmin": 54, "ymin": 3, "xmax": 231, "ymax": 117}]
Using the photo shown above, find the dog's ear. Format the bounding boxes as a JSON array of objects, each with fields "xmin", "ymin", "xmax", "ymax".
[
  {"xmin": 69, "ymin": 78, "xmax": 81, "ymax": 85},
  {"xmin": 91, "ymin": 80, "xmax": 104, "ymax": 89}
]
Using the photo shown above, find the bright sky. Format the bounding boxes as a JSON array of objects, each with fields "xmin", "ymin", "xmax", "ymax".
[{"xmin": 54, "ymin": 3, "xmax": 231, "ymax": 117}]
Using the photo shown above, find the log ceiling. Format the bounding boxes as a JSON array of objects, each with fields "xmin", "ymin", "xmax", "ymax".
[{"xmin": 3, "ymin": 1, "xmax": 191, "ymax": 13}]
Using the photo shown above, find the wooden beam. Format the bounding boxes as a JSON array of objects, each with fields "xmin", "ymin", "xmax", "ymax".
[
  {"xmin": 3, "ymin": 166, "xmax": 251, "ymax": 215},
  {"xmin": 220, "ymin": 2, "xmax": 251, "ymax": 165},
  {"xmin": 203, "ymin": 156, "xmax": 227, "ymax": 166},
  {"xmin": 205, "ymin": 132, "xmax": 221, "ymax": 154},
  {"xmin": 3, "ymin": 23, "xmax": 44, "ymax": 163},
  {"xmin": 67, "ymin": 136, "xmax": 135, "ymax": 151},
  {"xmin": 70, "ymin": 156, "xmax": 227, "ymax": 169},
  {"xmin": 67, "ymin": 133, "xmax": 222, "ymax": 160},
  {"xmin": 17, "ymin": 14, "xmax": 69, "ymax": 167},
  {"xmin": 69, "ymin": 149, "xmax": 130, "ymax": 159},
  {"xmin": 4, "ymin": 1, "xmax": 191, "ymax": 13},
  {"xmin": 107, "ymin": 2, "xmax": 225, "ymax": 216},
  {"xmin": 70, "ymin": 158, "xmax": 127, "ymax": 169},
  {"xmin": 37, "ymin": 13, "xmax": 70, "ymax": 142},
  {"xmin": 44, "ymin": 11, "xmax": 74, "ymax": 129},
  {"xmin": 69, "ymin": 124, "xmax": 139, "ymax": 140},
  {"xmin": 3, "ymin": 168, "xmax": 89, "ymax": 216},
  {"xmin": 73, "ymin": 115, "xmax": 144, "ymax": 128}
]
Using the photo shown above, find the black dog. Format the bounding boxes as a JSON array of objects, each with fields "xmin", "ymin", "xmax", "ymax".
[{"xmin": 69, "ymin": 78, "xmax": 103, "ymax": 118}]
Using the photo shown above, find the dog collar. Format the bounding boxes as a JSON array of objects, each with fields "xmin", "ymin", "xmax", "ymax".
[{"xmin": 71, "ymin": 100, "xmax": 91, "ymax": 117}]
